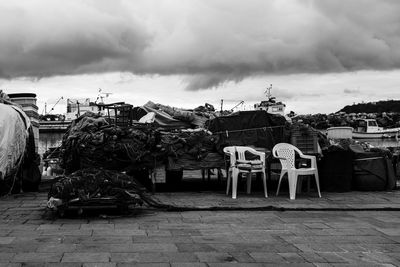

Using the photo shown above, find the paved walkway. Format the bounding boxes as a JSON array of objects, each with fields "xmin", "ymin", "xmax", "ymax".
[
  {"xmin": 0, "ymin": 191, "xmax": 400, "ymax": 266},
  {"xmin": 154, "ymin": 190, "xmax": 400, "ymax": 211},
  {"xmin": 151, "ymin": 171, "xmax": 400, "ymax": 210}
]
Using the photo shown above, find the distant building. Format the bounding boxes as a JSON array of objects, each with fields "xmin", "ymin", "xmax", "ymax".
[{"xmin": 65, "ymin": 98, "xmax": 101, "ymax": 120}]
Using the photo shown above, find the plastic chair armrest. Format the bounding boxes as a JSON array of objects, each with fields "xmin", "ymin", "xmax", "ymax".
[
  {"xmin": 300, "ymin": 154, "xmax": 315, "ymax": 160},
  {"xmin": 299, "ymin": 154, "xmax": 317, "ymax": 168}
]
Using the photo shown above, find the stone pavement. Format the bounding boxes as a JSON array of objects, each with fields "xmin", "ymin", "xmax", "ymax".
[
  {"xmin": 154, "ymin": 190, "xmax": 400, "ymax": 211},
  {"xmin": 0, "ymin": 190, "xmax": 400, "ymax": 266},
  {"xmin": 151, "ymin": 171, "xmax": 400, "ymax": 210}
]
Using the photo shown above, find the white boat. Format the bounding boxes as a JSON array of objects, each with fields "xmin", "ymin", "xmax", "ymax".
[
  {"xmin": 254, "ymin": 84, "xmax": 286, "ymax": 117},
  {"xmin": 353, "ymin": 119, "xmax": 400, "ymax": 139}
]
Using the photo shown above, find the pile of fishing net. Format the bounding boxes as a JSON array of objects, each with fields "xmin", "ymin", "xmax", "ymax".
[
  {"xmin": 61, "ymin": 112, "xmax": 161, "ymax": 173},
  {"xmin": 47, "ymin": 168, "xmax": 165, "ymax": 214},
  {"xmin": 60, "ymin": 112, "xmax": 226, "ymax": 172},
  {"xmin": 160, "ymin": 129, "xmax": 225, "ymax": 170}
]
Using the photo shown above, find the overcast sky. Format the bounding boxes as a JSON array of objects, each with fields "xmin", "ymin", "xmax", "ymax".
[{"xmin": 1, "ymin": 0, "xmax": 400, "ymax": 114}]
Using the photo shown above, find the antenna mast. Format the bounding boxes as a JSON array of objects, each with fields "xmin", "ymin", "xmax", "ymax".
[
  {"xmin": 96, "ymin": 88, "xmax": 112, "ymax": 104},
  {"xmin": 264, "ymin": 84, "xmax": 272, "ymax": 100}
]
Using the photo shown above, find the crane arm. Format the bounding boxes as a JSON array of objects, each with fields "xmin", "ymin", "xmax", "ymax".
[
  {"xmin": 230, "ymin": 100, "xmax": 244, "ymax": 111},
  {"xmin": 46, "ymin": 96, "xmax": 64, "ymax": 114}
]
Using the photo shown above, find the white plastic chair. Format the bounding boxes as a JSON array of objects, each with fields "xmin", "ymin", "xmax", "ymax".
[
  {"xmin": 223, "ymin": 146, "xmax": 268, "ymax": 199},
  {"xmin": 272, "ymin": 143, "xmax": 321, "ymax": 200}
]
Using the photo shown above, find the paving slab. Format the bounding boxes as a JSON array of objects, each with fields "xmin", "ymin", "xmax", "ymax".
[{"xmin": 61, "ymin": 253, "xmax": 111, "ymax": 263}]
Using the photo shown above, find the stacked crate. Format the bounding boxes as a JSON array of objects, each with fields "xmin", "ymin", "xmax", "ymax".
[{"xmin": 290, "ymin": 127, "xmax": 319, "ymax": 154}]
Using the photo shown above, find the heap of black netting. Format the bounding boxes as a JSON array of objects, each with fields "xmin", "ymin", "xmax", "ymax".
[
  {"xmin": 60, "ymin": 112, "xmax": 224, "ymax": 174},
  {"xmin": 49, "ymin": 168, "xmax": 144, "ymax": 205},
  {"xmin": 47, "ymin": 168, "xmax": 168, "ymax": 212},
  {"xmin": 51, "ymin": 112, "xmax": 224, "ymax": 213},
  {"xmin": 60, "ymin": 112, "xmax": 161, "ymax": 174}
]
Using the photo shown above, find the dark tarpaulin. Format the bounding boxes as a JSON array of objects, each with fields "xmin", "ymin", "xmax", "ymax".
[
  {"xmin": 350, "ymin": 145, "xmax": 396, "ymax": 191},
  {"xmin": 319, "ymin": 150, "xmax": 353, "ymax": 192},
  {"xmin": 205, "ymin": 111, "xmax": 290, "ymax": 150}
]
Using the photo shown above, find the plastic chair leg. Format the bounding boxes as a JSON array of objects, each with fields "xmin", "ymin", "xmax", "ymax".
[
  {"xmin": 232, "ymin": 168, "xmax": 238, "ymax": 199},
  {"xmin": 314, "ymin": 171, "xmax": 322, "ymax": 198},
  {"xmin": 276, "ymin": 170, "xmax": 286, "ymax": 196},
  {"xmin": 288, "ymin": 171, "xmax": 298, "ymax": 200},
  {"xmin": 246, "ymin": 173, "xmax": 252, "ymax": 194},
  {"xmin": 296, "ymin": 176, "xmax": 303, "ymax": 194},
  {"xmin": 262, "ymin": 170, "xmax": 268, "ymax": 198},
  {"xmin": 226, "ymin": 169, "xmax": 231, "ymax": 195}
]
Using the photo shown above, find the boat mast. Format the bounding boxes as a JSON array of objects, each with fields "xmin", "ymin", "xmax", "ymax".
[{"xmin": 264, "ymin": 84, "xmax": 272, "ymax": 100}]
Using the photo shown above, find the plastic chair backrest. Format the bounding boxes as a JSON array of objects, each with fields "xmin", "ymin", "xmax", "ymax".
[
  {"xmin": 235, "ymin": 146, "xmax": 264, "ymax": 164},
  {"xmin": 235, "ymin": 146, "xmax": 248, "ymax": 161},
  {"xmin": 272, "ymin": 143, "xmax": 303, "ymax": 169},
  {"xmin": 223, "ymin": 146, "xmax": 236, "ymax": 166},
  {"xmin": 223, "ymin": 146, "xmax": 264, "ymax": 166}
]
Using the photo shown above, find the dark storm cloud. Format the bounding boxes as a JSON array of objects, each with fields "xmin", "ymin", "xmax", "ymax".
[
  {"xmin": 1, "ymin": 0, "xmax": 400, "ymax": 90},
  {"xmin": 0, "ymin": 1, "xmax": 149, "ymax": 77}
]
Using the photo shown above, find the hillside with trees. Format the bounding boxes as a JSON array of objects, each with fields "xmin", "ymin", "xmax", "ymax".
[
  {"xmin": 290, "ymin": 100, "xmax": 400, "ymax": 130},
  {"xmin": 339, "ymin": 100, "xmax": 400, "ymax": 113}
]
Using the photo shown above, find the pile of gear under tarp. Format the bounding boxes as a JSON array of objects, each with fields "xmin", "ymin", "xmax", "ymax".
[
  {"xmin": 0, "ymin": 101, "xmax": 41, "ymax": 195},
  {"xmin": 47, "ymin": 168, "xmax": 166, "ymax": 214},
  {"xmin": 0, "ymin": 103, "xmax": 30, "ymax": 180},
  {"xmin": 143, "ymin": 101, "xmax": 217, "ymax": 128},
  {"xmin": 131, "ymin": 101, "xmax": 217, "ymax": 129},
  {"xmin": 319, "ymin": 138, "xmax": 396, "ymax": 192}
]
